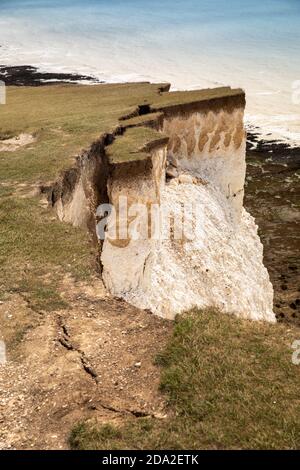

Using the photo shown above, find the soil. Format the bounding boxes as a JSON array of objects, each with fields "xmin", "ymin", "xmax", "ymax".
[
  {"xmin": 0, "ymin": 133, "xmax": 36, "ymax": 152},
  {"xmin": 0, "ymin": 276, "xmax": 172, "ymax": 450}
]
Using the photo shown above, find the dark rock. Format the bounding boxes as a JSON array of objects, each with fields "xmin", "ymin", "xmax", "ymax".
[
  {"xmin": 245, "ymin": 130, "xmax": 300, "ymax": 326},
  {"xmin": 0, "ymin": 65, "xmax": 99, "ymax": 87}
]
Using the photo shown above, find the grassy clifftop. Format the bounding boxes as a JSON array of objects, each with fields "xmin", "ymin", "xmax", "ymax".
[
  {"xmin": 0, "ymin": 82, "xmax": 167, "ymax": 183},
  {"xmin": 0, "ymin": 83, "xmax": 243, "ymax": 178}
]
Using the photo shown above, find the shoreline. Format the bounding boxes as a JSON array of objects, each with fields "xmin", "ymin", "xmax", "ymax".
[{"xmin": 245, "ymin": 119, "xmax": 300, "ymax": 149}]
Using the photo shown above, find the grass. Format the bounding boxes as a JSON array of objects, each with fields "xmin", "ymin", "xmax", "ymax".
[
  {"xmin": 0, "ymin": 82, "xmax": 168, "ymax": 314},
  {"xmin": 0, "ymin": 82, "xmax": 168, "ymax": 184},
  {"xmin": 0, "ymin": 193, "xmax": 96, "ymax": 311},
  {"xmin": 121, "ymin": 112, "xmax": 163, "ymax": 129},
  {"xmin": 69, "ymin": 308, "xmax": 300, "ymax": 450},
  {"xmin": 107, "ymin": 126, "xmax": 168, "ymax": 164},
  {"xmin": 0, "ymin": 83, "xmax": 243, "ymax": 182}
]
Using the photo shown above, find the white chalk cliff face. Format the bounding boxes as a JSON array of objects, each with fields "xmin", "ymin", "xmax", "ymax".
[
  {"xmin": 163, "ymin": 108, "xmax": 246, "ymax": 221},
  {"xmin": 121, "ymin": 182, "xmax": 274, "ymax": 322},
  {"xmin": 101, "ymin": 103, "xmax": 275, "ymax": 322}
]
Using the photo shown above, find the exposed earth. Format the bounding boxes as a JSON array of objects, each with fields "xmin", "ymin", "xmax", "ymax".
[{"xmin": 0, "ymin": 276, "xmax": 171, "ymax": 449}]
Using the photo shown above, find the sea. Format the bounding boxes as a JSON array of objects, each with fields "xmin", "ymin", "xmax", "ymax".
[{"xmin": 0, "ymin": 0, "xmax": 300, "ymax": 142}]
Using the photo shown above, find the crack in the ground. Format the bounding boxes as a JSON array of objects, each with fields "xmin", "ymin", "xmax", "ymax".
[
  {"xmin": 57, "ymin": 318, "xmax": 99, "ymax": 384},
  {"xmin": 88, "ymin": 401, "xmax": 157, "ymax": 419},
  {"xmin": 56, "ymin": 317, "xmax": 166, "ymax": 421}
]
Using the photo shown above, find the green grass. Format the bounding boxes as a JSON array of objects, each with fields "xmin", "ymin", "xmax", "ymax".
[
  {"xmin": 107, "ymin": 126, "xmax": 168, "ymax": 164},
  {"xmin": 69, "ymin": 308, "xmax": 300, "ymax": 450},
  {"xmin": 0, "ymin": 82, "xmax": 169, "ymax": 312},
  {"xmin": 121, "ymin": 112, "xmax": 163, "ymax": 129},
  {"xmin": 0, "ymin": 83, "xmax": 243, "ymax": 182},
  {"xmin": 0, "ymin": 193, "xmax": 95, "ymax": 311},
  {"xmin": 0, "ymin": 82, "xmax": 168, "ymax": 184}
]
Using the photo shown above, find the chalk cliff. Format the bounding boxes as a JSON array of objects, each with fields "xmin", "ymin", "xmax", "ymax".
[
  {"xmin": 101, "ymin": 88, "xmax": 275, "ymax": 321},
  {"xmin": 53, "ymin": 85, "xmax": 275, "ymax": 322}
]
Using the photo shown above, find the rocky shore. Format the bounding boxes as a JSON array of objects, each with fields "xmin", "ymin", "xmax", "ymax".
[
  {"xmin": 0, "ymin": 65, "xmax": 98, "ymax": 86},
  {"xmin": 245, "ymin": 132, "xmax": 300, "ymax": 325}
]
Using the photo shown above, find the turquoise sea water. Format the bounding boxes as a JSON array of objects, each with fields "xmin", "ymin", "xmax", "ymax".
[{"xmin": 1, "ymin": 0, "xmax": 300, "ymax": 140}]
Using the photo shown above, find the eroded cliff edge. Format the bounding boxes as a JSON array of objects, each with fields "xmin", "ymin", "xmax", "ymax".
[{"xmin": 52, "ymin": 85, "xmax": 275, "ymax": 322}]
